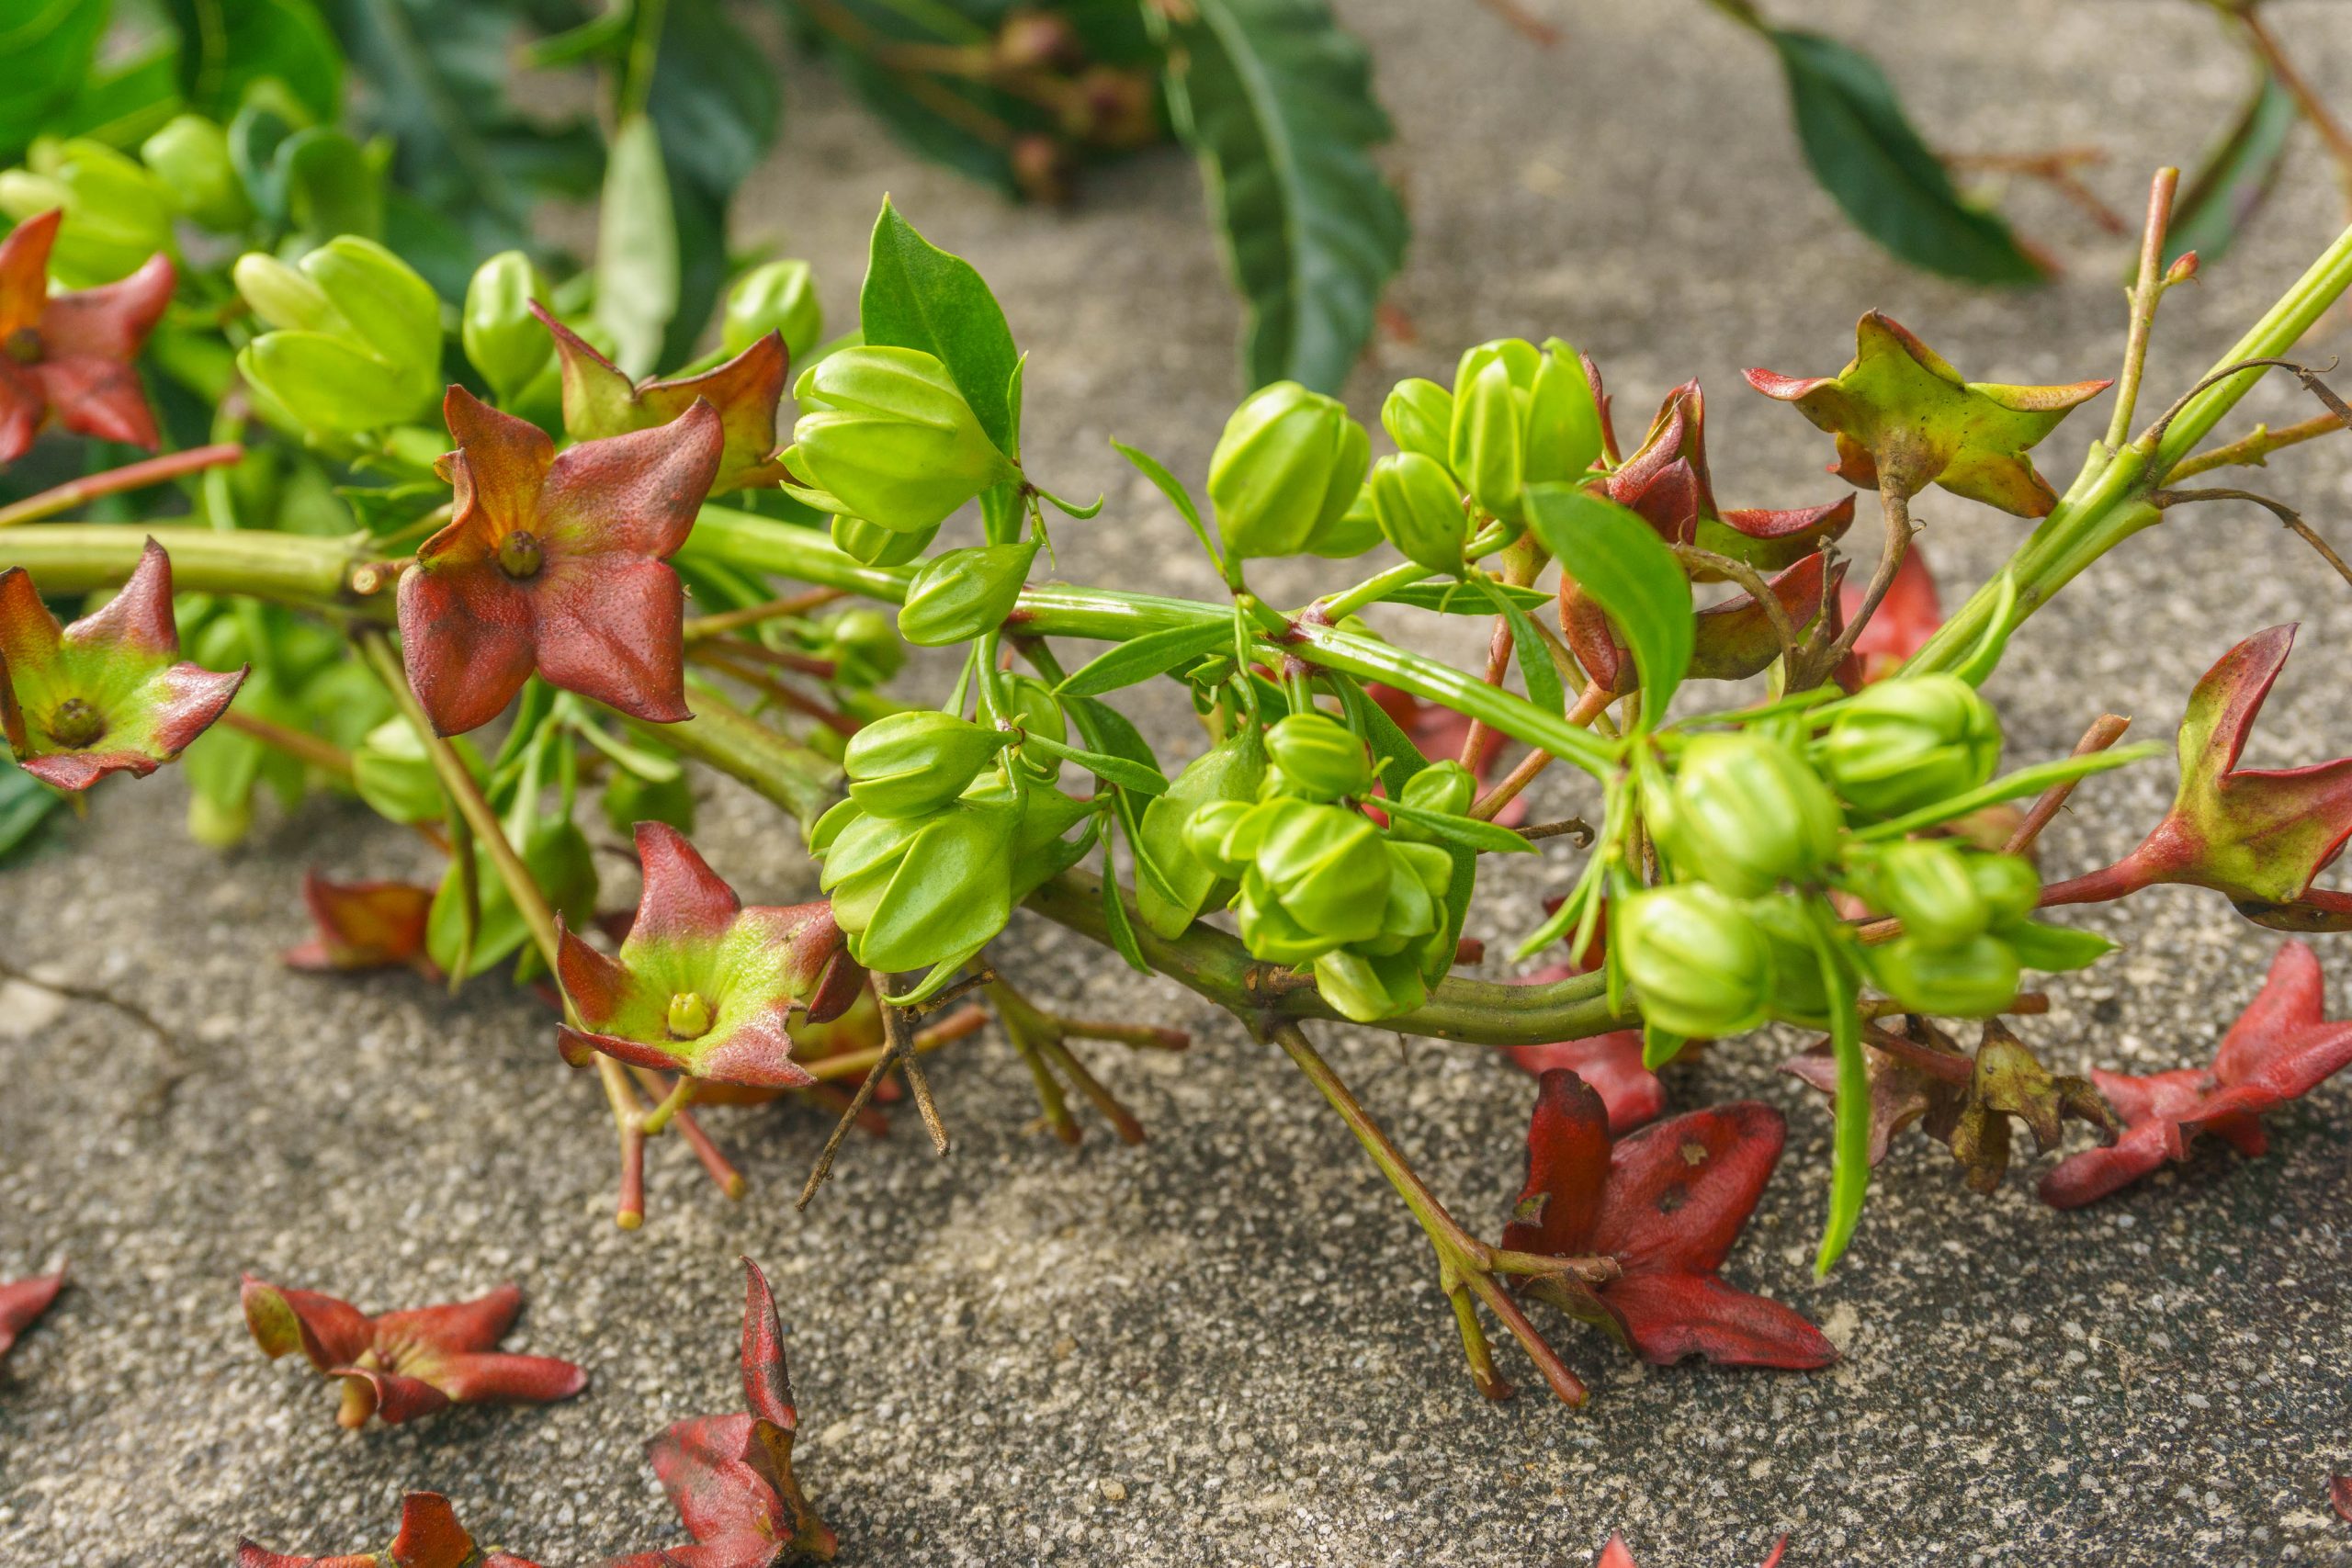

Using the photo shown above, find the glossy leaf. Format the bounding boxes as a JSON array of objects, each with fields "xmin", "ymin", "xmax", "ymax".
[
  {"xmin": 1526, "ymin": 485, "xmax": 1691, "ymax": 728},
  {"xmin": 1768, "ymin": 28, "xmax": 2043, "ymax": 287},
  {"xmin": 860, "ymin": 197, "xmax": 1022, "ymax": 455},
  {"xmin": 1154, "ymin": 0, "xmax": 1407, "ymax": 392},
  {"xmin": 594, "ymin": 114, "xmax": 679, "ymax": 380},
  {"xmin": 1056, "ymin": 620, "xmax": 1235, "ymax": 697},
  {"xmin": 164, "ymin": 0, "xmax": 345, "ymax": 124},
  {"xmin": 0, "ymin": 1, "xmax": 107, "ymax": 160}
]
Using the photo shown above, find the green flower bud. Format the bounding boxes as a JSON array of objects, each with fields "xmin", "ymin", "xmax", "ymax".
[
  {"xmin": 1399, "ymin": 759, "xmax": 1476, "ymax": 818},
  {"xmin": 1821, "ymin": 674, "xmax": 2002, "ymax": 819},
  {"xmin": 1522, "ymin": 337, "xmax": 1604, "ymax": 486},
  {"xmin": 1970, "ymin": 852, "xmax": 2041, "ymax": 927},
  {"xmin": 1663, "ymin": 732, "xmax": 1844, "ymax": 897},
  {"xmin": 1207, "ymin": 381, "xmax": 1371, "ymax": 561},
  {"xmin": 1748, "ymin": 894, "xmax": 1832, "ymax": 1027},
  {"xmin": 1368, "ymin": 452, "xmax": 1469, "ymax": 574},
  {"xmin": 1263, "ymin": 712, "xmax": 1373, "ymax": 802},
  {"xmin": 1446, "ymin": 338, "xmax": 1602, "ymax": 521},
  {"xmin": 831, "ymin": 513, "xmax": 936, "ymax": 568},
  {"xmin": 462, "ymin": 251, "xmax": 553, "ymax": 402},
  {"xmin": 141, "ymin": 116, "xmax": 252, "ymax": 231},
  {"xmin": 1238, "ymin": 801, "xmax": 1388, "ymax": 959},
  {"xmin": 1866, "ymin": 839, "xmax": 1988, "ymax": 950},
  {"xmin": 1138, "ymin": 730, "xmax": 1268, "ymax": 938},
  {"xmin": 843, "ymin": 710, "xmax": 1012, "ymax": 818},
  {"xmin": 1306, "ymin": 479, "xmax": 1384, "ymax": 560},
  {"xmin": 1449, "ymin": 353, "xmax": 1525, "ymax": 524},
  {"xmin": 725, "ymin": 259, "xmax": 822, "ymax": 361},
  {"xmin": 0, "ymin": 139, "xmax": 174, "ymax": 285},
  {"xmin": 1004, "ymin": 674, "xmax": 1065, "ymax": 782},
  {"xmin": 1364, "ymin": 839, "xmax": 1452, "ymax": 956},
  {"xmin": 1312, "ymin": 947, "xmax": 1428, "ymax": 1023},
  {"xmin": 822, "ymin": 607, "xmax": 905, "ymax": 687},
  {"xmin": 896, "ymin": 540, "xmax": 1036, "ymax": 648},
  {"xmin": 1614, "ymin": 885, "xmax": 1774, "ymax": 1039},
  {"xmin": 232, "ymin": 237, "xmax": 442, "ymax": 434},
  {"xmin": 820, "ymin": 793, "xmax": 1021, "ymax": 973},
  {"xmin": 1180, "ymin": 796, "xmax": 1260, "ymax": 882},
  {"xmin": 790, "ymin": 346, "xmax": 1017, "ymax": 533},
  {"xmin": 1864, "ymin": 932, "xmax": 2019, "ymax": 1018},
  {"xmin": 1381, "ymin": 378, "xmax": 1453, "ymax": 466}
]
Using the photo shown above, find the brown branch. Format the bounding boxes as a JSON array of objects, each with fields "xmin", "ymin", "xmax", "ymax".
[
  {"xmin": 2154, "ymin": 485, "xmax": 2352, "ymax": 592},
  {"xmin": 0, "ymin": 444, "xmax": 243, "ymax": 528}
]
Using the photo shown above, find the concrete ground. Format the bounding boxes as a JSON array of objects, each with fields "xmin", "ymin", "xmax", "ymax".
[{"xmin": 6, "ymin": 1, "xmax": 2352, "ymax": 1562}]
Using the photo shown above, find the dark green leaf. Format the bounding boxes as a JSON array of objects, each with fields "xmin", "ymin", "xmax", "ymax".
[
  {"xmin": 1112, "ymin": 438, "xmax": 1222, "ymax": 571},
  {"xmin": 1154, "ymin": 0, "xmax": 1407, "ymax": 391},
  {"xmin": 2165, "ymin": 67, "xmax": 2296, "ymax": 269},
  {"xmin": 1057, "ymin": 622, "xmax": 1236, "ymax": 697},
  {"xmin": 649, "ymin": 0, "xmax": 780, "ymax": 361},
  {"xmin": 0, "ymin": 759, "xmax": 64, "ymax": 866},
  {"xmin": 1062, "ymin": 693, "xmax": 1161, "ymax": 773},
  {"xmin": 1100, "ymin": 847, "xmax": 1152, "ymax": 974},
  {"xmin": 860, "ymin": 197, "xmax": 1023, "ymax": 455},
  {"xmin": 1474, "ymin": 576, "xmax": 1564, "ymax": 718},
  {"xmin": 1768, "ymin": 28, "xmax": 2044, "ymax": 288},
  {"xmin": 281, "ymin": 127, "xmax": 383, "ymax": 240},
  {"xmin": 46, "ymin": 40, "xmax": 185, "ymax": 150},
  {"xmin": 165, "ymin": 0, "xmax": 345, "ymax": 123},
  {"xmin": 1525, "ymin": 485, "xmax": 1691, "ymax": 730},
  {"xmin": 0, "ymin": 0, "xmax": 109, "ymax": 158},
  {"xmin": 594, "ymin": 113, "xmax": 679, "ymax": 378}
]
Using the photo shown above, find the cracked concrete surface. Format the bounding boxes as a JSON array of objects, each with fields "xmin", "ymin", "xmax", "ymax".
[{"xmin": 5, "ymin": 1, "xmax": 2352, "ymax": 1563}]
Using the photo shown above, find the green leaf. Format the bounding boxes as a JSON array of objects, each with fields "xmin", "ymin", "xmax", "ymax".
[
  {"xmin": 594, "ymin": 112, "xmax": 679, "ymax": 379},
  {"xmin": 2004, "ymin": 920, "xmax": 2115, "ymax": 975},
  {"xmin": 1056, "ymin": 622, "xmax": 1236, "ymax": 697},
  {"xmin": 426, "ymin": 816, "xmax": 597, "ymax": 980},
  {"xmin": 46, "ymin": 40, "xmax": 185, "ymax": 150},
  {"xmin": 1767, "ymin": 28, "xmax": 2044, "ymax": 288},
  {"xmin": 860, "ymin": 197, "xmax": 1022, "ymax": 455},
  {"xmin": 280, "ymin": 126, "xmax": 383, "ymax": 241},
  {"xmin": 1377, "ymin": 797, "xmax": 1533, "ymax": 855},
  {"xmin": 1474, "ymin": 576, "xmax": 1564, "ymax": 718},
  {"xmin": 1524, "ymin": 486, "xmax": 1691, "ymax": 729},
  {"xmin": 0, "ymin": 0, "xmax": 109, "ymax": 159},
  {"xmin": 1112, "ymin": 438, "xmax": 1224, "ymax": 571},
  {"xmin": 648, "ymin": 0, "xmax": 780, "ymax": 363},
  {"xmin": 1022, "ymin": 731, "xmax": 1170, "ymax": 797},
  {"xmin": 1804, "ymin": 902, "xmax": 1868, "ymax": 1275},
  {"xmin": 1850, "ymin": 742, "xmax": 2164, "ymax": 842},
  {"xmin": 2165, "ymin": 67, "xmax": 2296, "ymax": 270},
  {"xmin": 1100, "ymin": 849, "xmax": 1152, "ymax": 975},
  {"xmin": 165, "ymin": 0, "xmax": 345, "ymax": 124},
  {"xmin": 1153, "ymin": 0, "xmax": 1408, "ymax": 391},
  {"xmin": 1062, "ymin": 693, "xmax": 1162, "ymax": 775},
  {"xmin": 0, "ymin": 758, "xmax": 64, "ymax": 866},
  {"xmin": 1381, "ymin": 580, "xmax": 1545, "ymax": 615}
]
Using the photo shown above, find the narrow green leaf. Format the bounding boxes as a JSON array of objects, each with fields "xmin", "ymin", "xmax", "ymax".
[
  {"xmin": 1851, "ymin": 743, "xmax": 2163, "ymax": 842},
  {"xmin": 1112, "ymin": 439, "xmax": 1222, "ymax": 571},
  {"xmin": 1525, "ymin": 485, "xmax": 1691, "ymax": 729},
  {"xmin": 1768, "ymin": 28, "xmax": 2044, "ymax": 288},
  {"xmin": 2165, "ymin": 67, "xmax": 2297, "ymax": 270},
  {"xmin": 2005, "ymin": 920, "xmax": 2116, "ymax": 975},
  {"xmin": 1022, "ymin": 732, "xmax": 1170, "ymax": 796},
  {"xmin": 1475, "ymin": 577, "xmax": 1564, "ymax": 718},
  {"xmin": 1057, "ymin": 622, "xmax": 1237, "ymax": 697},
  {"xmin": 1062, "ymin": 694, "xmax": 1163, "ymax": 774},
  {"xmin": 1805, "ymin": 902, "xmax": 1869, "ymax": 1275},
  {"xmin": 860, "ymin": 197, "xmax": 1022, "ymax": 454},
  {"xmin": 1153, "ymin": 0, "xmax": 1408, "ymax": 391},
  {"xmin": 1099, "ymin": 850, "xmax": 1152, "ymax": 975},
  {"xmin": 594, "ymin": 113, "xmax": 679, "ymax": 378},
  {"xmin": 1382, "ymin": 580, "xmax": 1544, "ymax": 615},
  {"xmin": 1379, "ymin": 797, "xmax": 1534, "ymax": 855}
]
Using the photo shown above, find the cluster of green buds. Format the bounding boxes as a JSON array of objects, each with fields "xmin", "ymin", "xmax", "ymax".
[
  {"xmin": 233, "ymin": 237, "xmax": 444, "ymax": 437},
  {"xmin": 784, "ymin": 346, "xmax": 1021, "ymax": 561},
  {"xmin": 1611, "ymin": 673, "xmax": 2096, "ymax": 1035},
  {"xmin": 1145, "ymin": 712, "xmax": 1471, "ymax": 1022},
  {"xmin": 1207, "ymin": 383, "xmax": 1374, "ymax": 565},
  {"xmin": 1374, "ymin": 337, "xmax": 1607, "ymax": 534},
  {"xmin": 0, "ymin": 137, "xmax": 176, "ymax": 285}
]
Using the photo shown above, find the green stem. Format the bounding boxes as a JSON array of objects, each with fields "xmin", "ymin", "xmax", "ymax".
[
  {"xmin": 1, "ymin": 524, "xmax": 366, "ymax": 607},
  {"xmin": 639, "ymin": 685, "xmax": 842, "ymax": 828}
]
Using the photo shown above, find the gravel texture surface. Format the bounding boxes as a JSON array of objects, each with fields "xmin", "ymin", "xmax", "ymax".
[{"xmin": 6, "ymin": 2, "xmax": 2352, "ymax": 1564}]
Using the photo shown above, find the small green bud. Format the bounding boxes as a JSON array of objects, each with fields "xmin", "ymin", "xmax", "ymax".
[
  {"xmin": 1180, "ymin": 796, "xmax": 1260, "ymax": 882},
  {"xmin": 1207, "ymin": 381, "xmax": 1371, "ymax": 562},
  {"xmin": 790, "ymin": 346, "xmax": 1016, "ymax": 533},
  {"xmin": 1614, "ymin": 885, "xmax": 1774, "ymax": 1039},
  {"xmin": 1263, "ymin": 712, "xmax": 1373, "ymax": 802},
  {"xmin": 666, "ymin": 991, "xmax": 713, "ymax": 1040},
  {"xmin": 1446, "ymin": 338, "xmax": 1601, "ymax": 521},
  {"xmin": 820, "ymin": 794, "xmax": 1021, "ymax": 973},
  {"xmin": 0, "ymin": 139, "xmax": 173, "ymax": 285},
  {"xmin": 1399, "ymin": 759, "xmax": 1476, "ymax": 818},
  {"xmin": 1381, "ymin": 378, "xmax": 1453, "ymax": 465},
  {"xmin": 831, "ymin": 513, "xmax": 936, "ymax": 568},
  {"xmin": 1664, "ymin": 732, "xmax": 1844, "ymax": 897},
  {"xmin": 1449, "ymin": 353, "xmax": 1525, "ymax": 523},
  {"xmin": 462, "ymin": 251, "xmax": 553, "ymax": 402},
  {"xmin": 1312, "ymin": 947, "xmax": 1428, "ymax": 1023},
  {"xmin": 1866, "ymin": 839, "xmax": 1988, "ymax": 950},
  {"xmin": 232, "ymin": 237, "xmax": 442, "ymax": 434},
  {"xmin": 1971, "ymin": 852, "xmax": 2041, "ymax": 927},
  {"xmin": 1241, "ymin": 800, "xmax": 1389, "ymax": 957},
  {"xmin": 724, "ymin": 259, "xmax": 823, "ymax": 361},
  {"xmin": 1749, "ymin": 894, "xmax": 1832, "ymax": 1027},
  {"xmin": 1821, "ymin": 674, "xmax": 2003, "ymax": 818},
  {"xmin": 1368, "ymin": 451, "xmax": 1469, "ymax": 574},
  {"xmin": 896, "ymin": 541, "xmax": 1036, "ymax": 648},
  {"xmin": 141, "ymin": 116, "xmax": 252, "ymax": 231},
  {"xmin": 843, "ymin": 710, "xmax": 1012, "ymax": 818},
  {"xmin": 1522, "ymin": 338, "xmax": 1604, "ymax": 486},
  {"xmin": 1136, "ymin": 730, "xmax": 1270, "ymax": 938},
  {"xmin": 1306, "ymin": 479, "xmax": 1384, "ymax": 560},
  {"xmin": 1864, "ymin": 932, "xmax": 2019, "ymax": 1018},
  {"xmin": 823, "ymin": 607, "xmax": 905, "ymax": 687}
]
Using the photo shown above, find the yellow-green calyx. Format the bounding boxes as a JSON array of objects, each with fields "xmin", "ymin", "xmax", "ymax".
[
  {"xmin": 666, "ymin": 991, "xmax": 714, "ymax": 1040},
  {"xmin": 48, "ymin": 696, "xmax": 105, "ymax": 749},
  {"xmin": 496, "ymin": 530, "xmax": 544, "ymax": 581}
]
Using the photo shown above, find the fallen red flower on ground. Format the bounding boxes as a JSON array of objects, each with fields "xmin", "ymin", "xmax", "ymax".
[
  {"xmin": 0, "ymin": 1265, "xmax": 65, "ymax": 1362},
  {"xmin": 237, "ymin": 1491, "xmax": 543, "ymax": 1568}
]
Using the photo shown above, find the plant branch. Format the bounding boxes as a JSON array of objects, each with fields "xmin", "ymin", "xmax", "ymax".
[
  {"xmin": 2154, "ymin": 485, "xmax": 2352, "ymax": 590},
  {"xmin": 0, "ymin": 444, "xmax": 244, "ymax": 528},
  {"xmin": 2238, "ymin": 5, "xmax": 2352, "ymax": 218},
  {"xmin": 2107, "ymin": 167, "xmax": 2181, "ymax": 453},
  {"xmin": 1802, "ymin": 479, "xmax": 1914, "ymax": 687},
  {"xmin": 2165, "ymin": 411, "xmax": 2352, "ymax": 479}
]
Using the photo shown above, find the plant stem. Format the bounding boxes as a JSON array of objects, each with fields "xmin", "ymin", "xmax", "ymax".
[
  {"xmin": 1800, "ymin": 479, "xmax": 1912, "ymax": 687},
  {"xmin": 0, "ymin": 444, "xmax": 244, "ymax": 528},
  {"xmin": 1269, "ymin": 1021, "xmax": 1590, "ymax": 1406},
  {"xmin": 2106, "ymin": 168, "xmax": 2181, "ymax": 453},
  {"xmin": 631, "ymin": 686, "xmax": 842, "ymax": 828},
  {"xmin": 222, "ymin": 709, "xmax": 355, "ymax": 778},
  {"xmin": 2165, "ymin": 411, "xmax": 2351, "ymax": 480},
  {"xmin": 1, "ymin": 523, "xmax": 366, "ymax": 607},
  {"xmin": 684, "ymin": 587, "xmax": 845, "ymax": 640}
]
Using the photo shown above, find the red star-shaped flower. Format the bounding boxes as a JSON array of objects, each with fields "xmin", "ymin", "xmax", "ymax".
[
  {"xmin": 282, "ymin": 871, "xmax": 439, "ymax": 977},
  {"xmin": 1605, "ymin": 380, "xmax": 1855, "ymax": 566},
  {"xmin": 610, "ymin": 1257, "xmax": 838, "ymax": 1568},
  {"xmin": 1564, "ymin": 550, "xmax": 1845, "ymax": 694},
  {"xmin": 1745, "ymin": 311, "xmax": 2109, "ymax": 514},
  {"xmin": 240, "ymin": 1274, "xmax": 586, "ymax": 1428},
  {"xmin": 534, "ymin": 303, "xmax": 790, "ymax": 493},
  {"xmin": 2042, "ymin": 626, "xmax": 2352, "ymax": 929},
  {"xmin": 396, "ymin": 386, "xmax": 721, "ymax": 736},
  {"xmin": 0, "ymin": 209, "xmax": 174, "ymax": 462},
  {"xmin": 1504, "ymin": 1071, "xmax": 1837, "ymax": 1370},
  {"xmin": 1837, "ymin": 542, "xmax": 1941, "ymax": 687},
  {"xmin": 2040, "ymin": 941, "xmax": 2352, "ymax": 1208},
  {"xmin": 556, "ymin": 822, "xmax": 865, "ymax": 1089},
  {"xmin": 1504, "ymin": 921, "xmax": 1663, "ymax": 1135},
  {"xmin": 0, "ymin": 537, "xmax": 245, "ymax": 790},
  {"xmin": 0, "ymin": 1264, "xmax": 65, "ymax": 1363},
  {"xmin": 237, "ymin": 1493, "xmax": 544, "ymax": 1568}
]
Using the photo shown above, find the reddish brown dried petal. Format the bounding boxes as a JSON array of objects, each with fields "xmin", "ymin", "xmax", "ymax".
[
  {"xmin": 69, "ymin": 536, "xmax": 179, "ymax": 656},
  {"xmin": 37, "ymin": 253, "xmax": 174, "ymax": 363},
  {"xmin": 2331, "ymin": 1475, "xmax": 2351, "ymax": 1525},
  {"xmin": 1592, "ymin": 1103, "xmax": 1784, "ymax": 1275},
  {"xmin": 386, "ymin": 1493, "xmax": 479, "ymax": 1568},
  {"xmin": 1838, "ymin": 544, "xmax": 1940, "ymax": 686},
  {"xmin": 0, "ymin": 361, "xmax": 44, "ymax": 463},
  {"xmin": 374, "ymin": 1280, "xmax": 524, "ymax": 1352},
  {"xmin": 424, "ymin": 1350, "xmax": 590, "ymax": 1407},
  {"xmin": 557, "ymin": 919, "xmax": 642, "ymax": 1030},
  {"xmin": 441, "ymin": 387, "xmax": 556, "ymax": 532},
  {"xmin": 740, "ymin": 1257, "xmax": 797, "ymax": 1430},
  {"xmin": 33, "ymin": 355, "xmax": 159, "ymax": 449},
  {"xmin": 1601, "ymin": 1271, "xmax": 1837, "ymax": 1370},
  {"xmin": 286, "ymin": 873, "xmax": 436, "ymax": 973},
  {"xmin": 333, "ymin": 1364, "xmax": 452, "ymax": 1427},
  {"xmin": 234, "ymin": 1544, "xmax": 379, "ymax": 1568},
  {"xmin": 537, "ymin": 402, "xmax": 721, "ymax": 562},
  {"xmin": 395, "ymin": 564, "xmax": 537, "ymax": 736},
  {"xmin": 1501, "ymin": 1069, "xmax": 1611, "ymax": 1259},
  {"xmin": 0, "ymin": 1267, "xmax": 65, "ymax": 1360},
  {"xmin": 634, "ymin": 822, "xmax": 745, "ymax": 943},
  {"xmin": 0, "ymin": 210, "xmax": 59, "ymax": 336},
  {"xmin": 538, "ymin": 303, "xmax": 786, "ymax": 492},
  {"xmin": 243, "ymin": 1275, "xmax": 377, "ymax": 1371},
  {"xmin": 522, "ymin": 553, "xmax": 689, "ymax": 723},
  {"xmin": 1503, "ymin": 963, "xmax": 1661, "ymax": 1134}
]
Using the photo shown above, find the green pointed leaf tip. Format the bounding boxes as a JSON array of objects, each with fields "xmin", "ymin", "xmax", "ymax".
[
  {"xmin": 594, "ymin": 114, "xmax": 679, "ymax": 379},
  {"xmin": 1526, "ymin": 486, "xmax": 1693, "ymax": 729},
  {"xmin": 1157, "ymin": 0, "xmax": 1408, "ymax": 391},
  {"xmin": 1768, "ymin": 29, "xmax": 2044, "ymax": 288},
  {"xmin": 860, "ymin": 198, "xmax": 1022, "ymax": 455}
]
